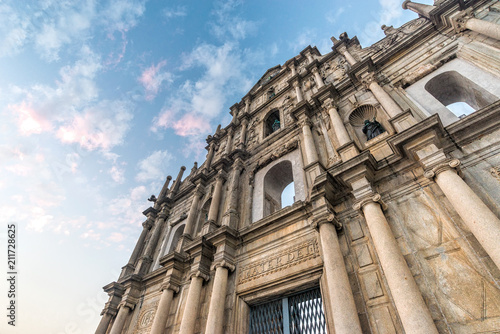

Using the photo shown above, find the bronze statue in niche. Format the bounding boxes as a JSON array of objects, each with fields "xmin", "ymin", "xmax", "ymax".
[{"xmin": 363, "ymin": 118, "xmax": 385, "ymax": 140}]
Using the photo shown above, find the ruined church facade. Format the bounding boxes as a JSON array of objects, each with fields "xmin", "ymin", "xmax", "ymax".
[{"xmin": 96, "ymin": 1, "xmax": 500, "ymax": 333}]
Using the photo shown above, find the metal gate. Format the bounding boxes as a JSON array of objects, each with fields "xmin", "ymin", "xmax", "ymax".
[{"xmin": 249, "ymin": 288, "xmax": 327, "ymax": 334}]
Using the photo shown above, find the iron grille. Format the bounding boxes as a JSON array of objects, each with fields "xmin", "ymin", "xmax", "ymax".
[
  {"xmin": 289, "ymin": 288, "xmax": 327, "ymax": 334},
  {"xmin": 249, "ymin": 288, "xmax": 326, "ymax": 334},
  {"xmin": 249, "ymin": 298, "xmax": 284, "ymax": 334}
]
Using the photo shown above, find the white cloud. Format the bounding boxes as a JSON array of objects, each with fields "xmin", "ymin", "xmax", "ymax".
[
  {"xmin": 0, "ymin": 3, "xmax": 29, "ymax": 57},
  {"xmin": 109, "ymin": 165, "xmax": 125, "ymax": 184},
  {"xmin": 210, "ymin": 0, "xmax": 258, "ymax": 41},
  {"xmin": 163, "ymin": 5, "xmax": 187, "ymax": 19},
  {"xmin": 136, "ymin": 150, "xmax": 173, "ymax": 183},
  {"xmin": 152, "ymin": 42, "xmax": 252, "ymax": 137},
  {"xmin": 290, "ymin": 29, "xmax": 317, "ymax": 53}
]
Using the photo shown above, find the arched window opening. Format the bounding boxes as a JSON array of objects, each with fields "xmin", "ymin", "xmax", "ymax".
[
  {"xmin": 281, "ymin": 182, "xmax": 295, "ymax": 207},
  {"xmin": 424, "ymin": 71, "xmax": 497, "ymax": 117},
  {"xmin": 167, "ymin": 225, "xmax": 185, "ymax": 254},
  {"xmin": 447, "ymin": 102, "xmax": 476, "ymax": 118},
  {"xmin": 263, "ymin": 160, "xmax": 294, "ymax": 217},
  {"xmin": 265, "ymin": 109, "xmax": 281, "ymax": 137}
]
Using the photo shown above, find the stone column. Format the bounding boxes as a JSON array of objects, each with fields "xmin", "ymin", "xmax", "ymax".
[
  {"xmin": 324, "ymin": 100, "xmax": 351, "ymax": 146},
  {"xmin": 184, "ymin": 185, "xmax": 204, "ymax": 237},
  {"xmin": 95, "ymin": 313, "xmax": 113, "ymax": 334},
  {"xmin": 301, "ymin": 118, "xmax": 319, "ymax": 165},
  {"xmin": 205, "ymin": 262, "xmax": 235, "ymax": 334},
  {"xmin": 365, "ymin": 77, "xmax": 403, "ymax": 118},
  {"xmin": 459, "ymin": 15, "xmax": 500, "ymax": 41},
  {"xmin": 157, "ymin": 176, "xmax": 173, "ymax": 200},
  {"xmin": 135, "ymin": 209, "xmax": 167, "ymax": 274},
  {"xmin": 289, "ymin": 62, "xmax": 297, "ymax": 76},
  {"xmin": 293, "ymin": 80, "xmax": 304, "ymax": 102},
  {"xmin": 169, "ymin": 166, "xmax": 186, "ymax": 197},
  {"xmin": 205, "ymin": 143, "xmax": 215, "ymax": 171},
  {"xmin": 402, "ymin": 1, "xmax": 436, "ymax": 19},
  {"xmin": 314, "ymin": 216, "xmax": 363, "ymax": 334},
  {"xmin": 425, "ymin": 160, "xmax": 500, "ymax": 269},
  {"xmin": 127, "ymin": 219, "xmax": 153, "ymax": 266},
  {"xmin": 207, "ymin": 170, "xmax": 225, "ymax": 224},
  {"xmin": 224, "ymin": 128, "xmax": 234, "ymax": 155},
  {"xmin": 337, "ymin": 45, "xmax": 357, "ymax": 66},
  {"xmin": 355, "ymin": 195, "xmax": 438, "ymax": 334},
  {"xmin": 108, "ymin": 304, "xmax": 131, "ymax": 334},
  {"xmin": 244, "ymin": 97, "xmax": 251, "ymax": 114},
  {"xmin": 150, "ymin": 285, "xmax": 178, "ymax": 334},
  {"xmin": 179, "ymin": 273, "xmax": 208, "ymax": 334},
  {"xmin": 312, "ymin": 67, "xmax": 325, "ymax": 88},
  {"xmin": 238, "ymin": 119, "xmax": 248, "ymax": 149},
  {"xmin": 222, "ymin": 159, "xmax": 244, "ymax": 228},
  {"xmin": 305, "ymin": 51, "xmax": 314, "ymax": 63}
]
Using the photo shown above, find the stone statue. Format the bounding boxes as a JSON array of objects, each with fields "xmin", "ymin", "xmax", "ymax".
[
  {"xmin": 362, "ymin": 118, "xmax": 385, "ymax": 140},
  {"xmin": 147, "ymin": 195, "xmax": 157, "ymax": 202},
  {"xmin": 272, "ymin": 119, "xmax": 280, "ymax": 132}
]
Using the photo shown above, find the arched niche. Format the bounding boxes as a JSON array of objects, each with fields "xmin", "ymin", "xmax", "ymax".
[
  {"xmin": 348, "ymin": 104, "xmax": 389, "ymax": 145},
  {"xmin": 264, "ymin": 109, "xmax": 281, "ymax": 137},
  {"xmin": 252, "ymin": 149, "xmax": 306, "ymax": 222},
  {"xmin": 405, "ymin": 58, "xmax": 500, "ymax": 126}
]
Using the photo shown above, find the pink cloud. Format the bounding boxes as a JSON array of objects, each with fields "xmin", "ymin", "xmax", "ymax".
[
  {"xmin": 138, "ymin": 60, "xmax": 172, "ymax": 100},
  {"xmin": 151, "ymin": 110, "xmax": 211, "ymax": 137},
  {"xmin": 10, "ymin": 101, "xmax": 52, "ymax": 135},
  {"xmin": 172, "ymin": 113, "xmax": 211, "ymax": 136},
  {"xmin": 104, "ymin": 30, "xmax": 128, "ymax": 67}
]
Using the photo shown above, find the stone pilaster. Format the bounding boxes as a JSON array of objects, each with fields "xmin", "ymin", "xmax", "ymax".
[
  {"xmin": 311, "ymin": 66, "xmax": 325, "ymax": 88},
  {"xmin": 238, "ymin": 118, "xmax": 249, "ymax": 149},
  {"xmin": 184, "ymin": 184, "xmax": 205, "ymax": 237},
  {"xmin": 336, "ymin": 44, "xmax": 357, "ymax": 66},
  {"xmin": 293, "ymin": 80, "xmax": 303, "ymax": 102},
  {"xmin": 135, "ymin": 206, "xmax": 168, "ymax": 275},
  {"xmin": 224, "ymin": 128, "xmax": 234, "ymax": 156},
  {"xmin": 107, "ymin": 278, "xmax": 141, "ymax": 334},
  {"xmin": 205, "ymin": 143, "xmax": 216, "ymax": 172},
  {"xmin": 221, "ymin": 158, "xmax": 244, "ymax": 229},
  {"xmin": 300, "ymin": 118, "xmax": 319, "ymax": 166},
  {"xmin": 205, "ymin": 170, "xmax": 226, "ymax": 234}
]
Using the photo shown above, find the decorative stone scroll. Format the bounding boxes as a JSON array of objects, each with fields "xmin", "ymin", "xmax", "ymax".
[{"xmin": 238, "ymin": 239, "xmax": 319, "ymax": 284}]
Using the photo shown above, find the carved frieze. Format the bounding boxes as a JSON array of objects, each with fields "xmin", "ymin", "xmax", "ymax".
[
  {"xmin": 320, "ymin": 57, "xmax": 349, "ymax": 85},
  {"xmin": 238, "ymin": 238, "xmax": 319, "ymax": 284},
  {"xmin": 255, "ymin": 140, "xmax": 299, "ymax": 171}
]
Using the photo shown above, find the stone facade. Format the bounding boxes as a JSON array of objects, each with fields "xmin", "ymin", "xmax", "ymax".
[{"xmin": 96, "ymin": 1, "xmax": 500, "ymax": 333}]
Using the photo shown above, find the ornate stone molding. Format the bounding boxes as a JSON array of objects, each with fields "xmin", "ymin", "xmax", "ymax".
[
  {"xmin": 423, "ymin": 159, "xmax": 461, "ymax": 179},
  {"xmin": 142, "ymin": 219, "xmax": 154, "ymax": 230},
  {"xmin": 255, "ymin": 140, "xmax": 299, "ymax": 171},
  {"xmin": 353, "ymin": 193, "xmax": 388, "ymax": 211}
]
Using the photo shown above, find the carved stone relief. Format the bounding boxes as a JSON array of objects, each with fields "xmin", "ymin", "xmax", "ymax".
[
  {"xmin": 320, "ymin": 57, "xmax": 349, "ymax": 85},
  {"xmin": 133, "ymin": 302, "xmax": 158, "ymax": 334}
]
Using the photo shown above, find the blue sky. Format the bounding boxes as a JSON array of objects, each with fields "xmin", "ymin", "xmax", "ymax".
[{"xmin": 0, "ymin": 0, "xmax": 432, "ymax": 332}]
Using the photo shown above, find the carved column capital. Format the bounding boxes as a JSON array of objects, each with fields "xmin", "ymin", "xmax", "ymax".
[
  {"xmin": 311, "ymin": 213, "xmax": 342, "ymax": 231},
  {"xmin": 353, "ymin": 193, "xmax": 387, "ymax": 211},
  {"xmin": 451, "ymin": 9, "xmax": 473, "ymax": 33},
  {"xmin": 311, "ymin": 66, "xmax": 319, "ymax": 74},
  {"xmin": 360, "ymin": 72, "xmax": 376, "ymax": 89},
  {"xmin": 423, "ymin": 159, "xmax": 461, "ymax": 179},
  {"xmin": 215, "ymin": 169, "xmax": 226, "ymax": 182},
  {"xmin": 142, "ymin": 219, "xmax": 154, "ymax": 229},
  {"xmin": 300, "ymin": 118, "xmax": 313, "ymax": 128},
  {"xmin": 210, "ymin": 260, "xmax": 236, "ymax": 272},
  {"xmin": 190, "ymin": 270, "xmax": 210, "ymax": 281},
  {"xmin": 194, "ymin": 183, "xmax": 205, "ymax": 197},
  {"xmin": 292, "ymin": 80, "xmax": 301, "ymax": 88},
  {"xmin": 160, "ymin": 282, "xmax": 180, "ymax": 294}
]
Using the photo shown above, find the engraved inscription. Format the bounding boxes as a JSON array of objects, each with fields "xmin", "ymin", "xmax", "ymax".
[{"xmin": 238, "ymin": 239, "xmax": 319, "ymax": 284}]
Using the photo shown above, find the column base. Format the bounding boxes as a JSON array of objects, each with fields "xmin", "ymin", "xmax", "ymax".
[
  {"xmin": 202, "ymin": 220, "xmax": 220, "ymax": 235},
  {"xmin": 337, "ymin": 141, "xmax": 359, "ymax": 162},
  {"xmin": 389, "ymin": 109, "xmax": 417, "ymax": 132}
]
